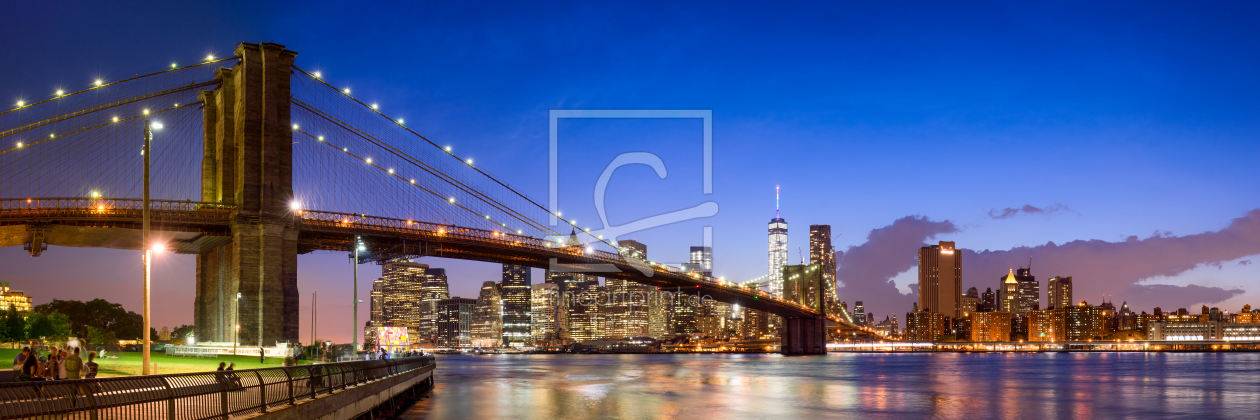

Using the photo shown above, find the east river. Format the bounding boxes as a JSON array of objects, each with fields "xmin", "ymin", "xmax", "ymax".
[{"xmin": 401, "ymin": 352, "xmax": 1260, "ymax": 419}]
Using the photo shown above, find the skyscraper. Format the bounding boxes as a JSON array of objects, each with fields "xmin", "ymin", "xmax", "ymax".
[
  {"xmin": 809, "ymin": 225, "xmax": 837, "ymax": 314},
  {"xmin": 376, "ymin": 261, "xmax": 432, "ymax": 344},
  {"xmin": 419, "ymin": 266, "xmax": 450, "ymax": 345},
  {"xmin": 999, "ymin": 269, "xmax": 1018, "ymax": 315},
  {"xmin": 471, "ymin": 281, "xmax": 503, "ymax": 348},
  {"xmin": 567, "ymin": 281, "xmax": 605, "ymax": 342},
  {"xmin": 980, "ymin": 287, "xmax": 996, "ymax": 312},
  {"xmin": 961, "ymin": 287, "xmax": 980, "ymax": 317},
  {"xmin": 530, "ymin": 283, "xmax": 561, "ymax": 344},
  {"xmin": 605, "ymin": 278, "xmax": 649, "ymax": 339},
  {"xmin": 918, "ymin": 241, "xmax": 962, "ymax": 319},
  {"xmin": 1014, "ymin": 267, "xmax": 1038, "ymax": 316},
  {"xmin": 436, "ymin": 298, "xmax": 476, "ymax": 349},
  {"xmin": 853, "ymin": 301, "xmax": 867, "ymax": 327},
  {"xmin": 501, "ymin": 264, "xmax": 532, "ymax": 347},
  {"xmin": 768, "ymin": 185, "xmax": 788, "ymax": 297},
  {"xmin": 1048, "ymin": 276, "xmax": 1073, "ymax": 310},
  {"xmin": 682, "ymin": 246, "xmax": 713, "ymax": 276}
]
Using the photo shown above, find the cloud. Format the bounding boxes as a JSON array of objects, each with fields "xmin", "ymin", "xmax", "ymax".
[
  {"xmin": 988, "ymin": 203, "xmax": 1071, "ymax": 219},
  {"xmin": 833, "ymin": 215, "xmax": 958, "ymax": 315},
  {"xmin": 832, "ymin": 209, "xmax": 1260, "ymax": 318},
  {"xmin": 965, "ymin": 209, "xmax": 1260, "ymax": 311},
  {"xmin": 1118, "ymin": 284, "xmax": 1244, "ymax": 310}
]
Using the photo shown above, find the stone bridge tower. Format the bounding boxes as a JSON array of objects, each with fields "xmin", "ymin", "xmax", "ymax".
[{"xmin": 194, "ymin": 43, "xmax": 301, "ymax": 347}]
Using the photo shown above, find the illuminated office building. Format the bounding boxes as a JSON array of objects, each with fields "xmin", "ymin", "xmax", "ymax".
[
  {"xmin": 905, "ymin": 308, "xmax": 947, "ymax": 342},
  {"xmin": 418, "ymin": 266, "xmax": 450, "ymax": 345},
  {"xmin": 501, "ymin": 264, "xmax": 532, "ymax": 347},
  {"xmin": 1014, "ymin": 267, "xmax": 1038, "ymax": 316},
  {"xmin": 530, "ymin": 283, "xmax": 562, "ymax": 344},
  {"xmin": 999, "ymin": 269, "xmax": 1019, "ymax": 315},
  {"xmin": 809, "ymin": 225, "xmax": 838, "ymax": 314},
  {"xmin": 436, "ymin": 298, "xmax": 476, "ymax": 349},
  {"xmin": 961, "ymin": 287, "xmax": 980, "ymax": 318},
  {"xmin": 471, "ymin": 281, "xmax": 502, "ymax": 348},
  {"xmin": 1027, "ymin": 309, "xmax": 1058, "ymax": 342},
  {"xmin": 768, "ymin": 185, "xmax": 788, "ymax": 297},
  {"xmin": 1047, "ymin": 276, "xmax": 1073, "ymax": 310},
  {"xmin": 970, "ymin": 311, "xmax": 1012, "ymax": 342},
  {"xmin": 0, "ymin": 283, "xmax": 31, "ymax": 312},
  {"xmin": 567, "ymin": 282, "xmax": 606, "ymax": 342},
  {"xmin": 918, "ymin": 241, "xmax": 962, "ymax": 319}
]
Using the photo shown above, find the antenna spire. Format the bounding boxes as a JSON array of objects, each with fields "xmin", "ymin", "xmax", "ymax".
[{"xmin": 775, "ymin": 185, "xmax": 780, "ymax": 218}]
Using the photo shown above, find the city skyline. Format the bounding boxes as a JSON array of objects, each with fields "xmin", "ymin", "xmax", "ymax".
[{"xmin": 1, "ymin": 2, "xmax": 1259, "ymax": 344}]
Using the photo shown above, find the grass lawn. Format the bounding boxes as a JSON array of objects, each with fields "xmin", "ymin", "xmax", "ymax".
[{"xmin": 0, "ymin": 348, "xmax": 318, "ymax": 377}]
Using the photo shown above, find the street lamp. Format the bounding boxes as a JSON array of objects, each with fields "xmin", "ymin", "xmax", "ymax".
[{"xmin": 234, "ymin": 324, "xmax": 240, "ymax": 355}]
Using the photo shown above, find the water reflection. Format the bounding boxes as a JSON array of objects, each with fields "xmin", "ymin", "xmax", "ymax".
[{"xmin": 402, "ymin": 353, "xmax": 1260, "ymax": 419}]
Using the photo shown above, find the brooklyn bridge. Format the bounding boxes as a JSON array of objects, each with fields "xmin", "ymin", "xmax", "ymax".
[{"xmin": 0, "ymin": 42, "xmax": 874, "ymax": 355}]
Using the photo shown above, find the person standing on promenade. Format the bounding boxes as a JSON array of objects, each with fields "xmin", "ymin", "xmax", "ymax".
[
  {"xmin": 84, "ymin": 352, "xmax": 99, "ymax": 379},
  {"xmin": 260, "ymin": 347, "xmax": 265, "ymax": 364},
  {"xmin": 64, "ymin": 347, "xmax": 83, "ymax": 380}
]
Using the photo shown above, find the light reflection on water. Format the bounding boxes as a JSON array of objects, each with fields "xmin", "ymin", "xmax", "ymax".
[{"xmin": 402, "ymin": 352, "xmax": 1260, "ymax": 419}]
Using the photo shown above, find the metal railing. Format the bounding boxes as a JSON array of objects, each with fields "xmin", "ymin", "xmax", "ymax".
[
  {"xmin": 0, "ymin": 198, "xmax": 235, "ymax": 224},
  {"xmin": 0, "ymin": 355, "xmax": 435, "ymax": 420}
]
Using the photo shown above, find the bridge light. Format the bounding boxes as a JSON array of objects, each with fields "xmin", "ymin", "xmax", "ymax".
[
  {"xmin": 206, "ymin": 54, "xmax": 215, "ymax": 61},
  {"xmin": 343, "ymin": 148, "xmax": 348, "ymax": 152},
  {"xmin": 143, "ymin": 109, "xmax": 150, "ymax": 115},
  {"xmin": 49, "ymin": 134, "xmax": 55, "ymax": 138},
  {"xmin": 151, "ymin": 122, "xmax": 164, "ymax": 130},
  {"xmin": 409, "ymin": 179, "xmax": 415, "ymax": 184},
  {"xmin": 112, "ymin": 116, "xmax": 119, "ymax": 123},
  {"xmin": 152, "ymin": 243, "xmax": 165, "ymax": 253},
  {"xmin": 56, "ymin": 90, "xmax": 64, "ymax": 96},
  {"xmin": 313, "ymin": 71, "xmax": 322, "ymax": 78},
  {"xmin": 388, "ymin": 169, "xmax": 394, "ymax": 174},
  {"xmin": 290, "ymin": 201, "xmax": 301, "ymax": 211},
  {"xmin": 365, "ymin": 158, "xmax": 372, "ymax": 164},
  {"xmin": 97, "ymin": 205, "xmax": 104, "ymax": 211},
  {"xmin": 397, "ymin": 119, "xmax": 404, "ymax": 125},
  {"xmin": 15, "ymin": 142, "xmax": 21, "ymax": 148},
  {"xmin": 317, "ymin": 136, "xmax": 324, "ymax": 141},
  {"xmin": 517, "ymin": 230, "xmax": 522, "ymax": 235},
  {"xmin": 466, "ymin": 159, "xmax": 473, "ymax": 166},
  {"xmin": 94, "ymin": 79, "xmax": 103, "ymax": 86},
  {"xmin": 445, "ymin": 146, "xmax": 451, "ymax": 152},
  {"xmin": 292, "ymin": 124, "xmax": 299, "ymax": 130},
  {"xmin": 171, "ymin": 63, "xmax": 177, "ymax": 69},
  {"xmin": 448, "ymin": 197, "xmax": 455, "ymax": 203},
  {"xmin": 15, "ymin": 100, "xmax": 23, "ymax": 107},
  {"xmin": 371, "ymin": 103, "xmax": 379, "ymax": 110},
  {"xmin": 343, "ymin": 88, "xmax": 351, "ymax": 95}
]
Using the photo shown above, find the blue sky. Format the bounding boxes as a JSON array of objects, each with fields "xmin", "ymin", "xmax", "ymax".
[{"xmin": 2, "ymin": 1, "xmax": 1258, "ymax": 342}]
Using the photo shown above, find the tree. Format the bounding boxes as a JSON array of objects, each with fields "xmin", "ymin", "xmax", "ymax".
[
  {"xmin": 32, "ymin": 298, "xmax": 144, "ymax": 341},
  {"xmin": 170, "ymin": 325, "xmax": 195, "ymax": 343},
  {"xmin": 85, "ymin": 326, "xmax": 114, "ymax": 349},
  {"xmin": 47, "ymin": 313, "xmax": 72, "ymax": 343},
  {"xmin": 1, "ymin": 306, "xmax": 25, "ymax": 344}
]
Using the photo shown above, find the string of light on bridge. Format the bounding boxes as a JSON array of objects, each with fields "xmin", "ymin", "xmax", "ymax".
[
  {"xmin": 0, "ymin": 103, "xmax": 196, "ymax": 156},
  {"xmin": 4, "ymin": 56, "xmax": 237, "ymax": 115},
  {"xmin": 289, "ymin": 66, "xmax": 635, "ymax": 254}
]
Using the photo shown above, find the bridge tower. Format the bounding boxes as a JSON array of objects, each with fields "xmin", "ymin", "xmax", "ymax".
[{"xmin": 194, "ymin": 43, "xmax": 300, "ymax": 346}]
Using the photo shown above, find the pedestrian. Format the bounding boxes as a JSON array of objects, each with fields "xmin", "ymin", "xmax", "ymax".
[
  {"xmin": 64, "ymin": 348, "xmax": 83, "ymax": 380},
  {"xmin": 259, "ymin": 347, "xmax": 265, "ymax": 364},
  {"xmin": 217, "ymin": 362, "xmax": 226, "ymax": 371},
  {"xmin": 84, "ymin": 352, "xmax": 99, "ymax": 379},
  {"xmin": 58, "ymin": 350, "xmax": 69, "ymax": 380}
]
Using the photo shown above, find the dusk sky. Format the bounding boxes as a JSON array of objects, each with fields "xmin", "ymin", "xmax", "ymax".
[{"xmin": 2, "ymin": 1, "xmax": 1259, "ymax": 343}]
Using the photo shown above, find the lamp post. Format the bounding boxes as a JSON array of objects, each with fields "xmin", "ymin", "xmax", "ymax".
[
  {"xmin": 141, "ymin": 119, "xmax": 157, "ymax": 375},
  {"xmin": 234, "ymin": 292, "xmax": 241, "ymax": 355},
  {"xmin": 351, "ymin": 237, "xmax": 364, "ymax": 357}
]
